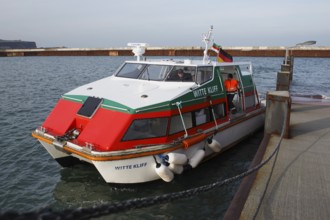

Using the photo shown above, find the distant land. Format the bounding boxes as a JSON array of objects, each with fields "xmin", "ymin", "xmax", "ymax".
[{"xmin": 0, "ymin": 39, "xmax": 37, "ymax": 49}]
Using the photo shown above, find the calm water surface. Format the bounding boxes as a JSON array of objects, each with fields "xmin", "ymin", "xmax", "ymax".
[{"xmin": 0, "ymin": 56, "xmax": 329, "ymax": 219}]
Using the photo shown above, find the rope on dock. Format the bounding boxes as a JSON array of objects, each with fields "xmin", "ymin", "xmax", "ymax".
[{"xmin": 0, "ymin": 113, "xmax": 288, "ymax": 220}]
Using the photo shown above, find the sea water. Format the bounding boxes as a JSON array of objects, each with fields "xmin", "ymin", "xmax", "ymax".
[{"xmin": 0, "ymin": 56, "xmax": 329, "ymax": 219}]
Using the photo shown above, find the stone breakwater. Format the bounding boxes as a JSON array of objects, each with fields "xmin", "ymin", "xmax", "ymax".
[{"xmin": 1, "ymin": 46, "xmax": 330, "ymax": 57}]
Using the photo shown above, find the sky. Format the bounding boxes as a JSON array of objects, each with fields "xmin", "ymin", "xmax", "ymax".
[{"xmin": 1, "ymin": 0, "xmax": 329, "ymax": 48}]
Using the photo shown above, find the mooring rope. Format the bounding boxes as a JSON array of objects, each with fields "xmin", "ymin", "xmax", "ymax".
[{"xmin": 251, "ymin": 106, "xmax": 288, "ymax": 219}]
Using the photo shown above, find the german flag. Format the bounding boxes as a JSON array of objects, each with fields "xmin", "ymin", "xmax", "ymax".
[
  {"xmin": 211, "ymin": 43, "xmax": 233, "ymax": 62},
  {"xmin": 217, "ymin": 48, "xmax": 233, "ymax": 62},
  {"xmin": 211, "ymin": 43, "xmax": 221, "ymax": 53}
]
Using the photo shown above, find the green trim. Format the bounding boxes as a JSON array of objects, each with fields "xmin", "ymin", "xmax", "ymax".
[
  {"xmin": 135, "ymin": 101, "xmax": 171, "ymax": 113},
  {"xmin": 62, "ymin": 94, "xmax": 134, "ymax": 113},
  {"xmin": 61, "ymin": 78, "xmax": 227, "ymax": 115},
  {"xmin": 62, "ymin": 95, "xmax": 86, "ymax": 103},
  {"xmin": 102, "ymin": 99, "xmax": 133, "ymax": 113}
]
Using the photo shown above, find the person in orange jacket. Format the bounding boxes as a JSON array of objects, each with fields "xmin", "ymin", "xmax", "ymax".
[{"xmin": 224, "ymin": 73, "xmax": 239, "ymax": 113}]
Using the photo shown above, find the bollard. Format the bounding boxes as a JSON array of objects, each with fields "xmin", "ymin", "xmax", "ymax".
[
  {"xmin": 282, "ymin": 56, "xmax": 294, "ymax": 81},
  {"xmin": 277, "ymin": 56, "xmax": 294, "ymax": 91},
  {"xmin": 281, "ymin": 64, "xmax": 291, "ymax": 72},
  {"xmin": 289, "ymin": 56, "xmax": 294, "ymax": 81},
  {"xmin": 265, "ymin": 91, "xmax": 291, "ymax": 138},
  {"xmin": 276, "ymin": 71, "xmax": 290, "ymax": 91}
]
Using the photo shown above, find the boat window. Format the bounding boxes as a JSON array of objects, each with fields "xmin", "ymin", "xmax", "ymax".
[
  {"xmin": 239, "ymin": 64, "xmax": 252, "ymax": 76},
  {"xmin": 220, "ymin": 66, "xmax": 236, "ymax": 74},
  {"xmin": 139, "ymin": 65, "xmax": 173, "ymax": 81},
  {"xmin": 196, "ymin": 66, "xmax": 213, "ymax": 85},
  {"xmin": 193, "ymin": 108, "xmax": 211, "ymax": 125},
  {"xmin": 192, "ymin": 104, "xmax": 225, "ymax": 126},
  {"xmin": 213, "ymin": 103, "xmax": 226, "ymax": 119},
  {"xmin": 169, "ymin": 112, "xmax": 193, "ymax": 135},
  {"xmin": 116, "ymin": 63, "xmax": 146, "ymax": 78},
  {"xmin": 168, "ymin": 103, "xmax": 226, "ymax": 136},
  {"xmin": 166, "ymin": 66, "xmax": 196, "ymax": 82},
  {"xmin": 220, "ymin": 66, "xmax": 240, "ymax": 83},
  {"xmin": 122, "ymin": 118, "xmax": 168, "ymax": 141}
]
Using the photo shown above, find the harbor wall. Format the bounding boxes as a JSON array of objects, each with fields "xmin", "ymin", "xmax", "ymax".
[{"xmin": 1, "ymin": 47, "xmax": 330, "ymax": 57}]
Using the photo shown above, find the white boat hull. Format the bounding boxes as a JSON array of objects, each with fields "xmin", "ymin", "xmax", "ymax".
[
  {"xmin": 93, "ymin": 157, "xmax": 159, "ymax": 184},
  {"xmin": 37, "ymin": 111, "xmax": 264, "ymax": 184}
]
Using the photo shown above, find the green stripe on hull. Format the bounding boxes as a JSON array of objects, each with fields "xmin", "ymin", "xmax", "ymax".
[
  {"xmin": 62, "ymin": 94, "xmax": 135, "ymax": 113},
  {"xmin": 62, "ymin": 88, "xmax": 227, "ymax": 115},
  {"xmin": 62, "ymin": 95, "xmax": 86, "ymax": 103}
]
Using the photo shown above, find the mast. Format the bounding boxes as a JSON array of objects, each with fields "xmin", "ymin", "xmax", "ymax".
[{"xmin": 202, "ymin": 25, "xmax": 213, "ymax": 64}]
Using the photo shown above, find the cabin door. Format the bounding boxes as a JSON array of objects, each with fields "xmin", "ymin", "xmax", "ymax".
[{"xmin": 219, "ymin": 66, "xmax": 244, "ymax": 113}]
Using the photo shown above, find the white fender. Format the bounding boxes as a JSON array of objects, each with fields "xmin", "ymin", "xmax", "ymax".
[
  {"xmin": 167, "ymin": 152, "xmax": 188, "ymax": 165},
  {"xmin": 207, "ymin": 139, "xmax": 222, "ymax": 152},
  {"xmin": 188, "ymin": 149, "xmax": 205, "ymax": 168},
  {"xmin": 155, "ymin": 164, "xmax": 174, "ymax": 182},
  {"xmin": 168, "ymin": 163, "xmax": 184, "ymax": 174}
]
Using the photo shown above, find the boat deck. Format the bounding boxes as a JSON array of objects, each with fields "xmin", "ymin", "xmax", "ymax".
[{"xmin": 237, "ymin": 101, "xmax": 330, "ymax": 219}]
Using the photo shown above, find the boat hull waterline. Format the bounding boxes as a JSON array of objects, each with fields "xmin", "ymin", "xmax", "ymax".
[{"xmin": 33, "ymin": 109, "xmax": 264, "ymax": 183}]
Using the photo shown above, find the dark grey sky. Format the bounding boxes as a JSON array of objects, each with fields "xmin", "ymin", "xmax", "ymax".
[{"xmin": 1, "ymin": 0, "xmax": 329, "ymax": 48}]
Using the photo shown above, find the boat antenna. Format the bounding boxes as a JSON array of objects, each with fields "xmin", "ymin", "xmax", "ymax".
[
  {"xmin": 202, "ymin": 25, "xmax": 213, "ymax": 64},
  {"xmin": 127, "ymin": 43, "xmax": 149, "ymax": 61}
]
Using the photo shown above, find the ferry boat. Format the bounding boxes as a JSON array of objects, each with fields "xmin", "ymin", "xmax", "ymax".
[{"xmin": 32, "ymin": 27, "xmax": 265, "ymax": 184}]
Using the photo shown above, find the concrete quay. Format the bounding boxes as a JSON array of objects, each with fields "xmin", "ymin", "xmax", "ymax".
[{"xmin": 225, "ymin": 99, "xmax": 330, "ymax": 220}]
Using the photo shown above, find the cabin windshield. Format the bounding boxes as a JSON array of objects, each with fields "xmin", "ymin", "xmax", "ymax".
[
  {"xmin": 239, "ymin": 64, "xmax": 252, "ymax": 76},
  {"xmin": 220, "ymin": 64, "xmax": 252, "ymax": 76},
  {"xmin": 122, "ymin": 117, "xmax": 169, "ymax": 141},
  {"xmin": 116, "ymin": 63, "xmax": 198, "ymax": 82}
]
